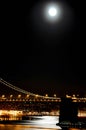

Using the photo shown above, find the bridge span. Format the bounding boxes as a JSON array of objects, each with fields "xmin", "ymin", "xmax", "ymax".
[
  {"xmin": 0, "ymin": 78, "xmax": 86, "ymax": 117},
  {"xmin": 0, "ymin": 78, "xmax": 86, "ymax": 103}
]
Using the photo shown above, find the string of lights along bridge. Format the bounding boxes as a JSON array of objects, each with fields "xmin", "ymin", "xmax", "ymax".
[{"xmin": 0, "ymin": 78, "xmax": 86, "ymax": 102}]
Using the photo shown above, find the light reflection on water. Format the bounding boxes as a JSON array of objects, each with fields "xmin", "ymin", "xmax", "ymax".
[{"xmin": 0, "ymin": 116, "xmax": 85, "ymax": 130}]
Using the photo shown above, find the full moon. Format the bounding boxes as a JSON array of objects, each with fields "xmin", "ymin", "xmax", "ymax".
[
  {"xmin": 31, "ymin": 1, "xmax": 74, "ymax": 36},
  {"xmin": 44, "ymin": 3, "xmax": 62, "ymax": 23},
  {"xmin": 48, "ymin": 7, "xmax": 57, "ymax": 16}
]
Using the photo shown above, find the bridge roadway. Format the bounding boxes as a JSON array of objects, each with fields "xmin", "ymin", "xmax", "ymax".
[
  {"xmin": 0, "ymin": 96, "xmax": 86, "ymax": 102},
  {"xmin": 0, "ymin": 97, "xmax": 86, "ymax": 111}
]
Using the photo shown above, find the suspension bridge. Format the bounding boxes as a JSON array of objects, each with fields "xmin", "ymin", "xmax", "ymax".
[
  {"xmin": 0, "ymin": 77, "xmax": 61, "ymax": 112},
  {"xmin": 0, "ymin": 77, "xmax": 60, "ymax": 102},
  {"xmin": 0, "ymin": 77, "xmax": 86, "ymax": 115},
  {"xmin": 0, "ymin": 78, "xmax": 86, "ymax": 102}
]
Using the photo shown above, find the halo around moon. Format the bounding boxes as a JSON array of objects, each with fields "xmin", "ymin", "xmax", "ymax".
[
  {"xmin": 30, "ymin": 1, "xmax": 74, "ymax": 41},
  {"xmin": 44, "ymin": 3, "xmax": 62, "ymax": 23}
]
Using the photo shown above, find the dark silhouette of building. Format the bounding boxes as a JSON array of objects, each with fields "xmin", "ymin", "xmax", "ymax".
[{"xmin": 59, "ymin": 97, "xmax": 78, "ymax": 123}]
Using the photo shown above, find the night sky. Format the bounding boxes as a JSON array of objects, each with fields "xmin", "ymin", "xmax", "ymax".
[{"xmin": 0, "ymin": 0, "xmax": 86, "ymax": 97}]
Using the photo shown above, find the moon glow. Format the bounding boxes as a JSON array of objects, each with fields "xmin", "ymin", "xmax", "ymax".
[{"xmin": 48, "ymin": 7, "xmax": 57, "ymax": 17}]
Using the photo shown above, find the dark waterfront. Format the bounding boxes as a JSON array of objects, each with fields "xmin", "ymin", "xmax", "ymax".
[{"xmin": 0, "ymin": 116, "xmax": 86, "ymax": 130}]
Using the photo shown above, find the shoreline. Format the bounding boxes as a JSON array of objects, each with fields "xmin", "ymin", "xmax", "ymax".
[{"xmin": 0, "ymin": 116, "xmax": 86, "ymax": 124}]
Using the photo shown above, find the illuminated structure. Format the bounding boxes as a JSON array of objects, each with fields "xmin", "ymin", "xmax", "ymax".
[
  {"xmin": 0, "ymin": 78, "xmax": 86, "ymax": 115},
  {"xmin": 0, "ymin": 78, "xmax": 86, "ymax": 102}
]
